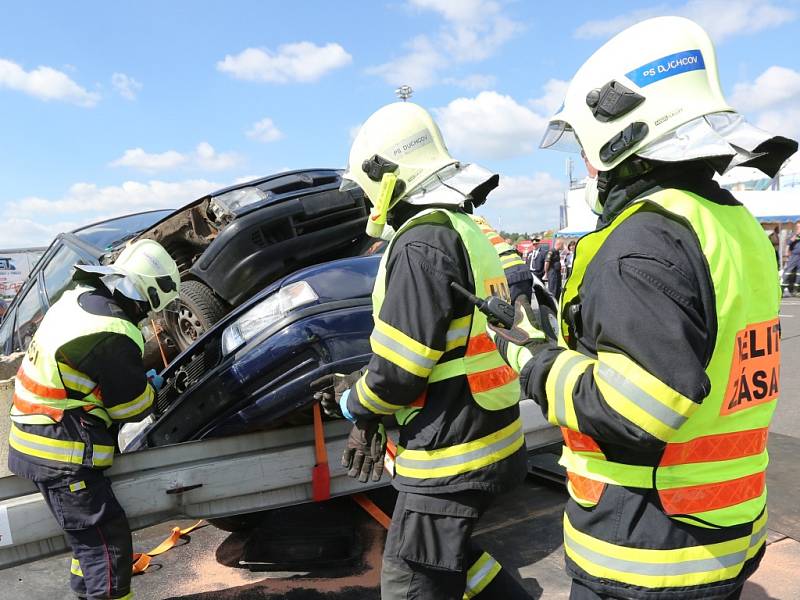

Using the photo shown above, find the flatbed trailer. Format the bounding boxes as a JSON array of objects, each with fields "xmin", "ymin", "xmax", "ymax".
[{"xmin": 0, "ymin": 400, "xmax": 560, "ymax": 569}]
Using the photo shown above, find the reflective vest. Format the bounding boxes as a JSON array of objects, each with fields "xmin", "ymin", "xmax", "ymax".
[
  {"xmin": 373, "ymin": 208, "xmax": 524, "ymax": 481},
  {"xmin": 10, "ymin": 287, "xmax": 145, "ymax": 467},
  {"xmin": 556, "ymin": 189, "xmax": 780, "ymax": 530},
  {"xmin": 469, "ymin": 214, "xmax": 525, "ymax": 270}
]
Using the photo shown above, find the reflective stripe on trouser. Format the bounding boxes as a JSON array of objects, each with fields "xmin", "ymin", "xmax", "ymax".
[
  {"xmin": 563, "ymin": 510, "xmax": 768, "ymax": 589},
  {"xmin": 36, "ymin": 473, "xmax": 133, "ymax": 599},
  {"xmin": 394, "ymin": 418, "xmax": 524, "ymax": 479},
  {"xmin": 381, "ymin": 491, "xmax": 531, "ymax": 600}
]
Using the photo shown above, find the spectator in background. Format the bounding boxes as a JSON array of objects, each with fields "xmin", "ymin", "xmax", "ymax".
[
  {"xmin": 544, "ymin": 239, "xmax": 563, "ymax": 298},
  {"xmin": 564, "ymin": 240, "xmax": 577, "ymax": 279},
  {"xmin": 784, "ymin": 221, "xmax": 800, "ymax": 296},
  {"xmin": 528, "ymin": 237, "xmax": 546, "ymax": 280},
  {"xmin": 768, "ymin": 226, "xmax": 780, "ymax": 267}
]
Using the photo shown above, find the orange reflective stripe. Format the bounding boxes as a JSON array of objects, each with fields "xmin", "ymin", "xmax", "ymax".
[
  {"xmin": 561, "ymin": 428, "xmax": 603, "ymax": 454},
  {"xmin": 16, "ymin": 367, "xmax": 67, "ymax": 399},
  {"xmin": 12, "ymin": 393, "xmax": 64, "ymax": 421},
  {"xmin": 466, "ymin": 333, "xmax": 497, "ymax": 356},
  {"xmin": 467, "ymin": 365, "xmax": 518, "ymax": 394},
  {"xmin": 488, "ymin": 236, "xmax": 504, "ymax": 245},
  {"xmin": 568, "ymin": 472, "xmax": 606, "ymax": 503},
  {"xmin": 660, "ymin": 428, "xmax": 769, "ymax": 467},
  {"xmin": 659, "ymin": 472, "xmax": 765, "ymax": 515},
  {"xmin": 410, "ymin": 390, "xmax": 427, "ymax": 408}
]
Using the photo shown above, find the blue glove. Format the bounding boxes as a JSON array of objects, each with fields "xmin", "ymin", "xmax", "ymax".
[{"xmin": 146, "ymin": 369, "xmax": 164, "ymax": 391}]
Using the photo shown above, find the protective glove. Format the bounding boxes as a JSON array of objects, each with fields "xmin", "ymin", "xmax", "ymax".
[
  {"xmin": 487, "ymin": 295, "xmax": 551, "ymax": 374},
  {"xmin": 342, "ymin": 420, "xmax": 386, "ymax": 483},
  {"xmin": 311, "ymin": 368, "xmax": 365, "ymax": 419},
  {"xmin": 145, "ymin": 369, "xmax": 164, "ymax": 392}
]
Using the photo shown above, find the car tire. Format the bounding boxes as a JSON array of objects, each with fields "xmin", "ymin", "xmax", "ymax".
[{"xmin": 169, "ymin": 280, "xmax": 228, "ymax": 351}]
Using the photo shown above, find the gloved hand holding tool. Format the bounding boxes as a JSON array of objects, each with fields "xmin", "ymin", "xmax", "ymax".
[
  {"xmin": 485, "ymin": 277, "xmax": 558, "ymax": 376},
  {"xmin": 311, "ymin": 368, "xmax": 365, "ymax": 418}
]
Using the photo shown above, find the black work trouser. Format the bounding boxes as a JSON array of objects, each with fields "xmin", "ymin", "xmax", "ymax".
[
  {"xmin": 784, "ymin": 258, "xmax": 799, "ymax": 293},
  {"xmin": 35, "ymin": 469, "xmax": 133, "ymax": 599},
  {"xmin": 381, "ymin": 490, "xmax": 533, "ymax": 600},
  {"xmin": 569, "ymin": 580, "xmax": 743, "ymax": 600}
]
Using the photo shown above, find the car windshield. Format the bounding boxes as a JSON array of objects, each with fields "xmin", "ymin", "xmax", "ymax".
[{"xmin": 74, "ymin": 210, "xmax": 174, "ymax": 250}]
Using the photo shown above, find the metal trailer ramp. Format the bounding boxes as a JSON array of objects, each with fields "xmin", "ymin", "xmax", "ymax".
[{"xmin": 0, "ymin": 400, "xmax": 561, "ymax": 569}]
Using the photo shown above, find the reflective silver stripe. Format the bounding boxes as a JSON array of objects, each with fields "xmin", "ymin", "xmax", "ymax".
[
  {"xmin": 565, "ymin": 525, "xmax": 767, "ymax": 577},
  {"xmin": 597, "ymin": 363, "xmax": 688, "ymax": 430},
  {"xmin": 555, "ymin": 355, "xmax": 591, "ymax": 426},
  {"xmin": 60, "ymin": 371, "xmax": 96, "ymax": 391},
  {"xmin": 396, "ymin": 420, "xmax": 523, "ymax": 470},
  {"xmin": 445, "ymin": 326, "xmax": 470, "ymax": 342},
  {"xmin": 70, "ymin": 557, "xmax": 83, "ymax": 577},
  {"xmin": 107, "ymin": 387, "xmax": 154, "ymax": 419},
  {"xmin": 466, "ymin": 554, "xmax": 499, "ymax": 595},
  {"xmin": 356, "ymin": 378, "xmax": 392, "ymax": 415},
  {"xmin": 9, "ymin": 428, "xmax": 84, "ymax": 463},
  {"xmin": 371, "ymin": 329, "xmax": 438, "ymax": 371},
  {"xmin": 92, "ymin": 447, "xmax": 114, "ymax": 466}
]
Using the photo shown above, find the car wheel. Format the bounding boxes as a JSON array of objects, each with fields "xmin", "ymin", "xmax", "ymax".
[{"xmin": 169, "ymin": 280, "xmax": 228, "ymax": 351}]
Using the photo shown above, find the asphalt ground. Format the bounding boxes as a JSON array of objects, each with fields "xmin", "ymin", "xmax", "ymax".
[{"xmin": 1, "ymin": 298, "xmax": 799, "ymax": 599}]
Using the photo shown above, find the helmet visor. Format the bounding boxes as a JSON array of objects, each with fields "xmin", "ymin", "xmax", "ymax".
[{"xmin": 539, "ymin": 120, "xmax": 582, "ymax": 153}]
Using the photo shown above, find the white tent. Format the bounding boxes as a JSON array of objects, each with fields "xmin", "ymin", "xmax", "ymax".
[{"xmin": 736, "ymin": 190, "xmax": 800, "ymax": 223}]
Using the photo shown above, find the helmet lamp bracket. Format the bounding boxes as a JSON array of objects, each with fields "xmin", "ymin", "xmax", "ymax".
[
  {"xmin": 586, "ymin": 80, "xmax": 645, "ymax": 123},
  {"xmin": 362, "ymin": 154, "xmax": 399, "ymax": 182}
]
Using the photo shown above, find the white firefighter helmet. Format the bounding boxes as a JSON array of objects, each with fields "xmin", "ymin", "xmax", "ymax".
[
  {"xmin": 342, "ymin": 102, "xmax": 459, "ymax": 237},
  {"xmin": 540, "ymin": 16, "xmax": 730, "ymax": 171},
  {"xmin": 76, "ymin": 239, "xmax": 180, "ymax": 312}
]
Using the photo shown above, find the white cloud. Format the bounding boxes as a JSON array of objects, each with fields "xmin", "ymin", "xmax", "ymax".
[
  {"xmin": 111, "ymin": 72, "xmax": 142, "ymax": 100},
  {"xmin": 369, "ymin": 0, "xmax": 522, "ymax": 88},
  {"xmin": 481, "ymin": 172, "xmax": 565, "ymax": 232},
  {"xmin": 529, "ymin": 78, "xmax": 569, "ymax": 115},
  {"xmin": 194, "ymin": 142, "xmax": 240, "ymax": 171},
  {"xmin": 246, "ymin": 117, "xmax": 284, "ymax": 143},
  {"xmin": 730, "ymin": 66, "xmax": 800, "ymax": 113},
  {"xmin": 574, "ymin": 0, "xmax": 795, "ymax": 43},
  {"xmin": 729, "ymin": 66, "xmax": 800, "ymax": 140},
  {"xmin": 442, "ymin": 73, "xmax": 496, "ymax": 91},
  {"xmin": 2, "ymin": 217, "xmax": 83, "ymax": 248},
  {"xmin": 10, "ymin": 179, "xmax": 221, "ymax": 220},
  {"xmin": 435, "ymin": 91, "xmax": 548, "ymax": 160},
  {"xmin": 217, "ymin": 42, "xmax": 352, "ymax": 83},
  {"xmin": 0, "ymin": 58, "xmax": 99, "ymax": 107},
  {"xmin": 110, "ymin": 143, "xmax": 242, "ymax": 173},
  {"xmin": 110, "ymin": 148, "xmax": 187, "ymax": 172}
]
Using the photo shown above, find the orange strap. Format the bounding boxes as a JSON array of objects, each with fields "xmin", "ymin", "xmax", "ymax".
[
  {"xmin": 659, "ymin": 471, "xmax": 765, "ymax": 515},
  {"xmin": 311, "ymin": 402, "xmax": 331, "ymax": 502},
  {"xmin": 352, "ymin": 493, "xmax": 391, "ymax": 530},
  {"xmin": 660, "ymin": 428, "xmax": 769, "ymax": 466},
  {"xmin": 132, "ymin": 520, "xmax": 205, "ymax": 574}
]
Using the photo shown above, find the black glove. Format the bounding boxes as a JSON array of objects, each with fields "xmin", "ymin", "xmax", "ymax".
[
  {"xmin": 487, "ymin": 296, "xmax": 548, "ymax": 373},
  {"xmin": 311, "ymin": 368, "xmax": 365, "ymax": 418},
  {"xmin": 342, "ymin": 420, "xmax": 386, "ymax": 483}
]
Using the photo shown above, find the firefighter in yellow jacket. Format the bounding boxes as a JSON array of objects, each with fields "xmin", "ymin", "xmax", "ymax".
[
  {"xmin": 314, "ymin": 102, "xmax": 532, "ymax": 599},
  {"xmin": 490, "ymin": 16, "xmax": 797, "ymax": 600},
  {"xmin": 8, "ymin": 240, "xmax": 180, "ymax": 600}
]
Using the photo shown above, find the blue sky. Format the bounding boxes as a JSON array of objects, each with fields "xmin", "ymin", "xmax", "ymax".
[{"xmin": 1, "ymin": 0, "xmax": 799, "ymax": 246}]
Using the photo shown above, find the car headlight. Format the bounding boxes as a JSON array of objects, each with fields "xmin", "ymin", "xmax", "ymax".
[
  {"xmin": 221, "ymin": 281, "xmax": 318, "ymax": 355},
  {"xmin": 210, "ymin": 186, "xmax": 268, "ymax": 219}
]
